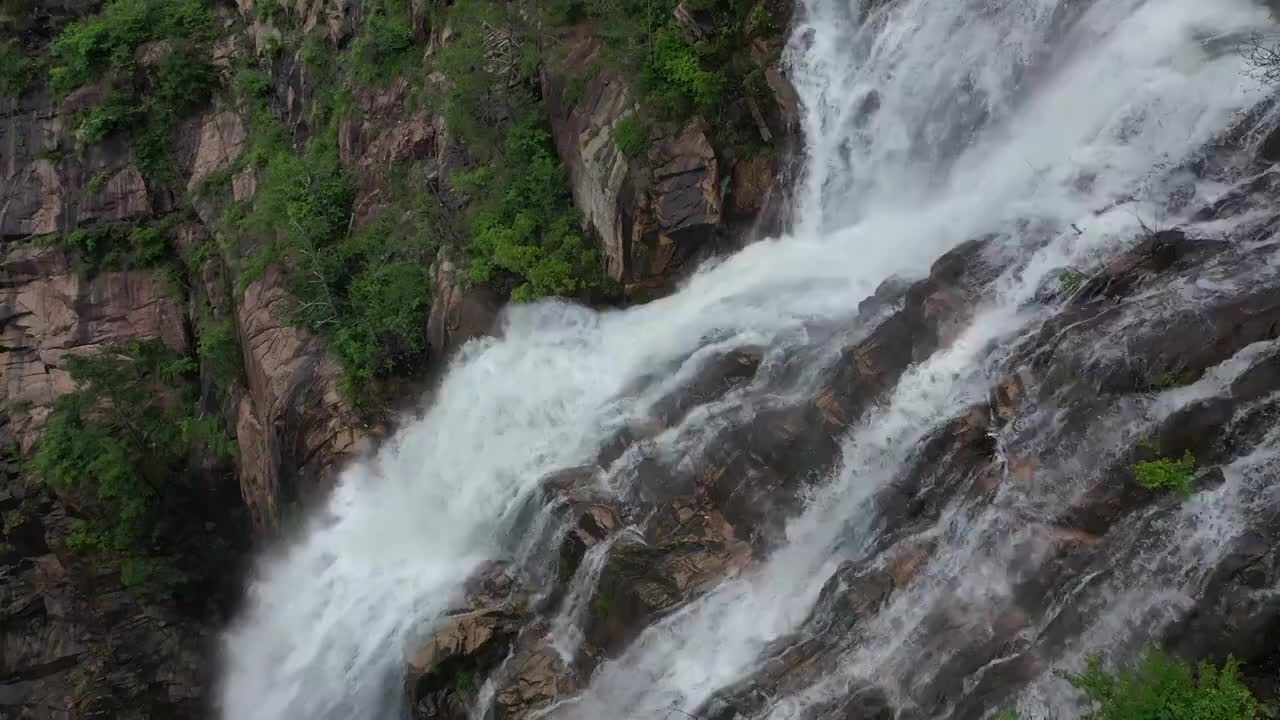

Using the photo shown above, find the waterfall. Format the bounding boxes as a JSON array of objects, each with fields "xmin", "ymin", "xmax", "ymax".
[{"xmin": 217, "ymin": 0, "xmax": 1279, "ymax": 718}]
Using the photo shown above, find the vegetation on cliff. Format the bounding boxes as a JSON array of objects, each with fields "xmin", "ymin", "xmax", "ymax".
[
  {"xmin": 551, "ymin": 0, "xmax": 782, "ymax": 150},
  {"xmin": 32, "ymin": 341, "xmax": 240, "ymax": 598},
  {"xmin": 1066, "ymin": 649, "xmax": 1259, "ymax": 719},
  {"xmin": 48, "ymin": 0, "xmax": 216, "ymax": 180}
]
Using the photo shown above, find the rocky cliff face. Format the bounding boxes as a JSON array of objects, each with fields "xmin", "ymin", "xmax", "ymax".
[
  {"xmin": 0, "ymin": 0, "xmax": 800, "ymax": 716},
  {"xmin": 542, "ymin": 11, "xmax": 796, "ymax": 300}
]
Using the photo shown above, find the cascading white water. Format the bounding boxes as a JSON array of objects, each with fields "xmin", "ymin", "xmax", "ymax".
[{"xmin": 217, "ymin": 0, "xmax": 1276, "ymax": 718}]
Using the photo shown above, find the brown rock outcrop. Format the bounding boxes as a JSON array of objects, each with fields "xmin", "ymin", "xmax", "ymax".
[
  {"xmin": 233, "ymin": 266, "xmax": 370, "ymax": 531},
  {"xmin": 427, "ymin": 248, "xmax": 501, "ymax": 360},
  {"xmin": 542, "ymin": 27, "xmax": 788, "ymax": 299},
  {"xmin": 0, "ymin": 243, "xmax": 188, "ymax": 450}
]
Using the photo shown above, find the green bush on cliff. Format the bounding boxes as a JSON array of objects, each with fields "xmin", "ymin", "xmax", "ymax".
[
  {"xmin": 614, "ymin": 115, "xmax": 651, "ymax": 157},
  {"xmin": 194, "ymin": 307, "xmax": 244, "ymax": 395},
  {"xmin": 458, "ymin": 118, "xmax": 605, "ymax": 302},
  {"xmin": 33, "ymin": 341, "xmax": 237, "ymax": 597},
  {"xmin": 59, "ymin": 217, "xmax": 181, "ymax": 276},
  {"xmin": 351, "ymin": 0, "xmax": 417, "ymax": 82},
  {"xmin": 228, "ymin": 106, "xmax": 437, "ymax": 400},
  {"xmin": 426, "ymin": 1, "xmax": 606, "ymax": 302},
  {"xmin": 1065, "ymin": 648, "xmax": 1257, "ymax": 720},
  {"xmin": 49, "ymin": 0, "xmax": 215, "ymax": 179},
  {"xmin": 560, "ymin": 0, "xmax": 772, "ymax": 120},
  {"xmin": 434, "ymin": 0, "xmax": 541, "ymax": 148},
  {"xmin": 1133, "ymin": 450, "xmax": 1197, "ymax": 497},
  {"xmin": 646, "ymin": 28, "xmax": 722, "ymax": 116},
  {"xmin": 0, "ymin": 40, "xmax": 37, "ymax": 98}
]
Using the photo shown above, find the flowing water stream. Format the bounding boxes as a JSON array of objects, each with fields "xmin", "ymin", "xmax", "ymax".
[{"xmin": 218, "ymin": 0, "xmax": 1280, "ymax": 718}]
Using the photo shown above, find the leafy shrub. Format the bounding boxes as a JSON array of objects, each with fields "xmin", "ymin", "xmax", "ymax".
[
  {"xmin": 1065, "ymin": 648, "xmax": 1257, "ymax": 720},
  {"xmin": 254, "ymin": 0, "xmax": 279, "ymax": 23},
  {"xmin": 434, "ymin": 1, "xmax": 541, "ymax": 148},
  {"xmin": 646, "ymin": 28, "xmax": 722, "ymax": 116},
  {"xmin": 1133, "ymin": 450, "xmax": 1197, "ymax": 497},
  {"xmin": 87, "ymin": 172, "xmax": 110, "ymax": 194},
  {"xmin": 196, "ymin": 310, "xmax": 244, "ymax": 394},
  {"xmin": 350, "ymin": 0, "xmax": 416, "ymax": 82},
  {"xmin": 59, "ymin": 218, "xmax": 177, "ymax": 276},
  {"xmin": 460, "ymin": 118, "xmax": 605, "ymax": 302},
  {"xmin": 614, "ymin": 115, "xmax": 650, "ymax": 157},
  {"xmin": 564, "ymin": 0, "xmax": 764, "ymax": 121},
  {"xmin": 33, "ymin": 341, "xmax": 237, "ymax": 597},
  {"xmin": 49, "ymin": 0, "xmax": 215, "ymax": 180},
  {"xmin": 1059, "ymin": 269, "xmax": 1086, "ymax": 296},
  {"xmin": 0, "ymin": 40, "xmax": 37, "ymax": 98},
  {"xmin": 227, "ymin": 111, "xmax": 438, "ymax": 400},
  {"xmin": 49, "ymin": 0, "xmax": 212, "ymax": 97}
]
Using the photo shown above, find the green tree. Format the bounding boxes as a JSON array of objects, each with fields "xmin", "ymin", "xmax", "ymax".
[
  {"xmin": 461, "ymin": 118, "xmax": 605, "ymax": 302},
  {"xmin": 1065, "ymin": 648, "xmax": 1257, "ymax": 720},
  {"xmin": 33, "ymin": 341, "xmax": 236, "ymax": 597},
  {"xmin": 48, "ymin": 0, "xmax": 215, "ymax": 179}
]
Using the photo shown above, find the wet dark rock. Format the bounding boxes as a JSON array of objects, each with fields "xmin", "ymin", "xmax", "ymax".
[
  {"xmin": 583, "ymin": 503, "xmax": 752, "ymax": 657},
  {"xmin": 650, "ymin": 348, "xmax": 765, "ymax": 426},
  {"xmin": 407, "ymin": 566, "xmax": 530, "ymax": 720},
  {"xmin": 1231, "ymin": 349, "xmax": 1280, "ymax": 402},
  {"xmin": 1070, "ymin": 229, "xmax": 1206, "ymax": 304}
]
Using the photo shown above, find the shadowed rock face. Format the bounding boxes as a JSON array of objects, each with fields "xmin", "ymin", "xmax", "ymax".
[{"xmin": 0, "ymin": 421, "xmax": 213, "ymax": 719}]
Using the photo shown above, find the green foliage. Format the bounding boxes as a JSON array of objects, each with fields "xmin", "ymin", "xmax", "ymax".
[
  {"xmin": 1133, "ymin": 450, "xmax": 1197, "ymax": 497},
  {"xmin": 49, "ymin": 0, "xmax": 212, "ymax": 97},
  {"xmin": 59, "ymin": 218, "xmax": 178, "ymax": 276},
  {"xmin": 434, "ymin": 1, "xmax": 541, "ymax": 148},
  {"xmin": 234, "ymin": 67, "xmax": 273, "ymax": 108},
  {"xmin": 0, "ymin": 40, "xmax": 37, "ymax": 98},
  {"xmin": 226, "ymin": 108, "xmax": 439, "ymax": 399},
  {"xmin": 1065, "ymin": 648, "xmax": 1257, "ymax": 720},
  {"xmin": 49, "ymin": 0, "xmax": 215, "ymax": 180},
  {"xmin": 614, "ymin": 114, "xmax": 651, "ymax": 157},
  {"xmin": 561, "ymin": 0, "xmax": 767, "ymax": 122},
  {"xmin": 646, "ymin": 28, "xmax": 722, "ymax": 116},
  {"xmin": 1060, "ymin": 269, "xmax": 1087, "ymax": 296},
  {"xmin": 254, "ymin": 0, "xmax": 279, "ymax": 23},
  {"xmin": 87, "ymin": 172, "xmax": 111, "ymax": 194},
  {"xmin": 459, "ymin": 118, "xmax": 605, "ymax": 302},
  {"xmin": 454, "ymin": 669, "xmax": 477, "ymax": 693},
  {"xmin": 350, "ymin": 0, "xmax": 416, "ymax": 83},
  {"xmin": 32, "ymin": 341, "xmax": 236, "ymax": 597},
  {"xmin": 195, "ymin": 309, "xmax": 244, "ymax": 394}
]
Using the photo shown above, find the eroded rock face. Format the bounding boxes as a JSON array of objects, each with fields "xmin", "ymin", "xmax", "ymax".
[
  {"xmin": 541, "ymin": 25, "xmax": 796, "ymax": 299},
  {"xmin": 427, "ymin": 248, "xmax": 502, "ymax": 360},
  {"xmin": 234, "ymin": 267, "xmax": 371, "ymax": 531},
  {"xmin": 0, "ymin": 243, "xmax": 189, "ymax": 450},
  {"xmin": 406, "ymin": 565, "xmax": 531, "ymax": 720},
  {"xmin": 185, "ymin": 109, "xmax": 249, "ymax": 194}
]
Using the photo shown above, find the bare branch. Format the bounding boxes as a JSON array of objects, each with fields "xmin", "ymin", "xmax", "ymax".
[{"xmin": 1242, "ymin": 33, "xmax": 1280, "ymax": 83}]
